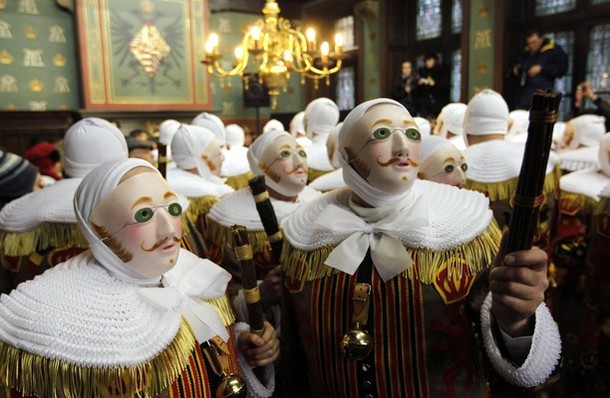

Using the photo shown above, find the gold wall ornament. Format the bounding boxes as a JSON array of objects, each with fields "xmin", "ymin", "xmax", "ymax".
[
  {"xmin": 52, "ymin": 53, "xmax": 66, "ymax": 66},
  {"xmin": 0, "ymin": 50, "xmax": 13, "ymax": 64},
  {"xmin": 25, "ymin": 26, "xmax": 37, "ymax": 39},
  {"xmin": 29, "ymin": 78, "xmax": 43, "ymax": 92},
  {"xmin": 202, "ymin": 0, "xmax": 344, "ymax": 110},
  {"xmin": 0, "ymin": 0, "xmax": 7, "ymax": 10}
]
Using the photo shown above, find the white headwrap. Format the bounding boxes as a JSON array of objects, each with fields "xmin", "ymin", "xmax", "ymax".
[
  {"xmin": 599, "ymin": 132, "xmax": 610, "ymax": 177},
  {"xmin": 225, "ymin": 123, "xmax": 245, "ymax": 148},
  {"xmin": 567, "ymin": 114, "xmax": 606, "ymax": 150},
  {"xmin": 289, "ymin": 111, "xmax": 305, "ymax": 137},
  {"xmin": 74, "ymin": 158, "xmax": 162, "ymax": 286},
  {"xmin": 338, "ymin": 98, "xmax": 413, "ymax": 207},
  {"xmin": 439, "ymin": 103, "xmax": 467, "ymax": 138},
  {"xmin": 192, "ymin": 112, "xmax": 226, "ymax": 147},
  {"xmin": 420, "ymin": 135, "xmax": 454, "ymax": 163},
  {"xmin": 305, "ymin": 97, "xmax": 340, "ymax": 141},
  {"xmin": 171, "ymin": 124, "xmax": 225, "ymax": 184},
  {"xmin": 247, "ymin": 129, "xmax": 296, "ymax": 196},
  {"xmin": 507, "ymin": 110, "xmax": 530, "ymax": 138},
  {"xmin": 328, "ymin": 122, "xmax": 343, "ymax": 169},
  {"xmin": 63, "ymin": 118, "xmax": 128, "ymax": 178},
  {"xmin": 263, "ymin": 119, "xmax": 285, "ymax": 134},
  {"xmin": 463, "ymin": 89, "xmax": 509, "ymax": 146},
  {"xmin": 413, "ymin": 117, "xmax": 432, "ymax": 137},
  {"xmin": 159, "ymin": 119, "xmax": 181, "ymax": 162}
]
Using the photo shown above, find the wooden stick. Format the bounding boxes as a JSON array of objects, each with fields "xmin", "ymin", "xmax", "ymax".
[
  {"xmin": 505, "ymin": 89, "xmax": 562, "ymax": 253},
  {"xmin": 248, "ymin": 175, "xmax": 283, "ymax": 265}
]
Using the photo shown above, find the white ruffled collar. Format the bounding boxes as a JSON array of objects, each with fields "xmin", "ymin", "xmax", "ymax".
[
  {"xmin": 464, "ymin": 140, "xmax": 525, "ymax": 183},
  {"xmin": 167, "ymin": 167, "xmax": 233, "ymax": 198},
  {"xmin": 560, "ymin": 168, "xmax": 610, "ymax": 201},
  {"xmin": 282, "ymin": 179, "xmax": 492, "ymax": 252},
  {"xmin": 305, "ymin": 142, "xmax": 334, "ymax": 171},
  {"xmin": 208, "ymin": 186, "xmax": 322, "ymax": 230},
  {"xmin": 0, "ymin": 178, "xmax": 81, "ymax": 232},
  {"xmin": 221, "ymin": 147, "xmax": 251, "ymax": 177},
  {"xmin": 557, "ymin": 146, "xmax": 600, "ymax": 172},
  {"xmin": 0, "ymin": 249, "xmax": 230, "ymax": 367},
  {"xmin": 308, "ymin": 168, "xmax": 345, "ymax": 192}
]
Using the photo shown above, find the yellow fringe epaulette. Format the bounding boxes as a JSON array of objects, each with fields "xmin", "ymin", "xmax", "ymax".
[
  {"xmin": 466, "ymin": 164, "xmax": 560, "ymax": 202},
  {"xmin": 0, "ymin": 223, "xmax": 88, "ymax": 257},
  {"xmin": 281, "ymin": 219, "xmax": 502, "ymax": 285},
  {"xmin": 594, "ymin": 196, "xmax": 610, "ymax": 216},
  {"xmin": 307, "ymin": 168, "xmax": 331, "ymax": 184},
  {"xmin": 184, "ymin": 196, "xmax": 219, "ymax": 224},
  {"xmin": 203, "ymin": 294, "xmax": 236, "ymax": 326},
  {"xmin": 206, "ymin": 218, "xmax": 271, "ymax": 254},
  {"xmin": 0, "ymin": 319, "xmax": 197, "ymax": 398},
  {"xmin": 559, "ymin": 190, "xmax": 598, "ymax": 216},
  {"xmin": 225, "ymin": 171, "xmax": 254, "ymax": 190}
]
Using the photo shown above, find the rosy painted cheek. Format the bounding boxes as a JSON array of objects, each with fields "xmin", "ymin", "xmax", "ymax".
[{"xmin": 409, "ymin": 144, "xmax": 420, "ymax": 162}]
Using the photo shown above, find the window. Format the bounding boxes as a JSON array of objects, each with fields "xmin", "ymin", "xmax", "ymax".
[
  {"xmin": 586, "ymin": 23, "xmax": 610, "ymax": 94},
  {"xmin": 450, "ymin": 49, "xmax": 461, "ymax": 101},
  {"xmin": 336, "ymin": 66, "xmax": 355, "ymax": 111},
  {"xmin": 451, "ymin": 0, "xmax": 462, "ymax": 34},
  {"xmin": 535, "ymin": 0, "xmax": 576, "ymax": 16},
  {"xmin": 334, "ymin": 16, "xmax": 355, "ymax": 51},
  {"xmin": 592, "ymin": 0, "xmax": 610, "ymax": 5},
  {"xmin": 416, "ymin": 0, "xmax": 442, "ymax": 40}
]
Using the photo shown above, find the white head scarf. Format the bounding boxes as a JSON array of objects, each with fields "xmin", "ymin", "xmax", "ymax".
[
  {"xmin": 463, "ymin": 89, "xmax": 509, "ymax": 146},
  {"xmin": 63, "ymin": 118, "xmax": 128, "ymax": 178},
  {"xmin": 328, "ymin": 122, "xmax": 344, "ymax": 169},
  {"xmin": 439, "ymin": 102, "xmax": 467, "ymax": 138},
  {"xmin": 305, "ymin": 97, "xmax": 340, "ymax": 140},
  {"xmin": 74, "ymin": 158, "xmax": 161, "ymax": 286},
  {"xmin": 247, "ymin": 129, "xmax": 296, "ymax": 196},
  {"xmin": 568, "ymin": 114, "xmax": 606, "ymax": 150},
  {"xmin": 419, "ymin": 135, "xmax": 454, "ymax": 163},
  {"xmin": 263, "ymin": 119, "xmax": 285, "ymax": 134},
  {"xmin": 507, "ymin": 110, "xmax": 530, "ymax": 138},
  {"xmin": 413, "ymin": 117, "xmax": 432, "ymax": 137},
  {"xmin": 159, "ymin": 119, "xmax": 181, "ymax": 162},
  {"xmin": 192, "ymin": 112, "xmax": 226, "ymax": 147},
  {"xmin": 289, "ymin": 111, "xmax": 305, "ymax": 137},
  {"xmin": 225, "ymin": 123, "xmax": 245, "ymax": 148},
  {"xmin": 338, "ymin": 98, "xmax": 413, "ymax": 207},
  {"xmin": 599, "ymin": 132, "xmax": 610, "ymax": 177},
  {"xmin": 171, "ymin": 124, "xmax": 224, "ymax": 183}
]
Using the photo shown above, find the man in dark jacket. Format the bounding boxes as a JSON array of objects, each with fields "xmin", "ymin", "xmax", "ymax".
[
  {"xmin": 512, "ymin": 30, "xmax": 568, "ymax": 109},
  {"xmin": 415, "ymin": 53, "xmax": 450, "ymax": 118},
  {"xmin": 390, "ymin": 60, "xmax": 418, "ymax": 116}
]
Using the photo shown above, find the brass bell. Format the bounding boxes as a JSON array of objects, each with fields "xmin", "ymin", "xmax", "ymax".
[
  {"xmin": 216, "ymin": 373, "xmax": 247, "ymax": 398},
  {"xmin": 341, "ymin": 322, "xmax": 373, "ymax": 361}
]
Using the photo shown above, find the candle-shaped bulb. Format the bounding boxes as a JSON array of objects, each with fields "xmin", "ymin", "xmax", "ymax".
[
  {"xmin": 234, "ymin": 46, "xmax": 244, "ymax": 61},
  {"xmin": 306, "ymin": 28, "xmax": 316, "ymax": 52},
  {"xmin": 334, "ymin": 33, "xmax": 344, "ymax": 56},
  {"xmin": 251, "ymin": 26, "xmax": 261, "ymax": 50},
  {"xmin": 320, "ymin": 41, "xmax": 329, "ymax": 63}
]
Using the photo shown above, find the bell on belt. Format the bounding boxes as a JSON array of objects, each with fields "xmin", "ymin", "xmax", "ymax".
[
  {"xmin": 216, "ymin": 373, "xmax": 247, "ymax": 398},
  {"xmin": 341, "ymin": 321, "xmax": 373, "ymax": 361}
]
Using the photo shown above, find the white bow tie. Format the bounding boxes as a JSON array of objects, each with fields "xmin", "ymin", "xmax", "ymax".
[
  {"xmin": 314, "ymin": 196, "xmax": 429, "ymax": 282},
  {"xmin": 138, "ymin": 258, "xmax": 231, "ymax": 343}
]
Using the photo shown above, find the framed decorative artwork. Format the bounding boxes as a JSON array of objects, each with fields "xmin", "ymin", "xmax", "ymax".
[{"xmin": 77, "ymin": 0, "xmax": 212, "ymax": 110}]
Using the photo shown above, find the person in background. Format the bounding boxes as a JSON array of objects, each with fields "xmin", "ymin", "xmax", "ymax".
[
  {"xmin": 127, "ymin": 137, "xmax": 155, "ymax": 165},
  {"xmin": 511, "ymin": 29, "xmax": 568, "ymax": 110},
  {"xmin": 415, "ymin": 53, "xmax": 450, "ymax": 118},
  {"xmin": 24, "ymin": 140, "xmax": 62, "ymax": 185},
  {"xmin": 390, "ymin": 60, "xmax": 418, "ymax": 115},
  {"xmin": 129, "ymin": 128, "xmax": 154, "ymax": 142},
  {"xmin": 574, "ymin": 81, "xmax": 610, "ymax": 132},
  {"xmin": 303, "ymin": 97, "xmax": 341, "ymax": 183},
  {"xmin": 418, "ymin": 135, "xmax": 468, "ymax": 188}
]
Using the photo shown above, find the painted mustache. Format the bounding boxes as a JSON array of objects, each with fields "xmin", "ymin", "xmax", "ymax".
[
  {"xmin": 284, "ymin": 166, "xmax": 306, "ymax": 175},
  {"xmin": 376, "ymin": 156, "xmax": 420, "ymax": 168},
  {"xmin": 141, "ymin": 235, "xmax": 181, "ymax": 252}
]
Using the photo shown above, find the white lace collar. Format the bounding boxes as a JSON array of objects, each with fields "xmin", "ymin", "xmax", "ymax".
[
  {"xmin": 560, "ymin": 167, "xmax": 610, "ymax": 201},
  {"xmin": 557, "ymin": 146, "xmax": 599, "ymax": 172},
  {"xmin": 208, "ymin": 186, "xmax": 322, "ymax": 230},
  {"xmin": 0, "ymin": 249, "xmax": 230, "ymax": 367},
  {"xmin": 282, "ymin": 179, "xmax": 492, "ymax": 252}
]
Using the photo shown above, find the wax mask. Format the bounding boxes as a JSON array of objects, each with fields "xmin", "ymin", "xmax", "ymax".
[
  {"xmin": 202, "ymin": 137, "xmax": 225, "ymax": 176},
  {"xmin": 260, "ymin": 135, "xmax": 308, "ymax": 197},
  {"xmin": 344, "ymin": 103, "xmax": 421, "ymax": 195},
  {"xmin": 599, "ymin": 133, "xmax": 610, "ymax": 177},
  {"xmin": 418, "ymin": 145, "xmax": 467, "ymax": 188},
  {"xmin": 90, "ymin": 171, "xmax": 183, "ymax": 278},
  {"xmin": 561, "ymin": 121, "xmax": 575, "ymax": 149}
]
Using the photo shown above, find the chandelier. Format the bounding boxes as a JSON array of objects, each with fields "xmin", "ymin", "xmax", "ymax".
[{"xmin": 202, "ymin": 0, "xmax": 344, "ymax": 110}]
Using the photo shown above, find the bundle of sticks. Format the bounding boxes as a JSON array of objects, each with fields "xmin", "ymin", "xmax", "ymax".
[
  {"xmin": 506, "ymin": 88, "xmax": 562, "ymax": 252},
  {"xmin": 248, "ymin": 175, "xmax": 283, "ymax": 265}
]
